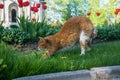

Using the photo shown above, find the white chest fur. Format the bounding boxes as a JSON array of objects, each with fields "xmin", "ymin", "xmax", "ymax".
[
  {"xmin": 80, "ymin": 31, "xmax": 90, "ymax": 42},
  {"xmin": 80, "ymin": 31, "xmax": 90, "ymax": 55}
]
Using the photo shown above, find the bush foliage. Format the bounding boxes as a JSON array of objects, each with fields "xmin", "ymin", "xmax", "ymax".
[
  {"xmin": 0, "ymin": 22, "xmax": 4, "ymax": 40},
  {"xmin": 17, "ymin": 15, "xmax": 61, "ymax": 39},
  {"xmin": 96, "ymin": 23, "xmax": 120, "ymax": 41},
  {"xmin": 0, "ymin": 16, "xmax": 61, "ymax": 44},
  {"xmin": 1, "ymin": 28, "xmax": 29, "ymax": 44},
  {"xmin": 1, "ymin": 15, "xmax": 120, "ymax": 45}
]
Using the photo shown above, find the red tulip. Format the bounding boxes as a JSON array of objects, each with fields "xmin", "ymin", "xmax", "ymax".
[
  {"xmin": 30, "ymin": 6, "xmax": 38, "ymax": 12},
  {"xmin": 116, "ymin": 8, "xmax": 120, "ymax": 12},
  {"xmin": 32, "ymin": 18, "xmax": 36, "ymax": 21},
  {"xmin": 42, "ymin": 4, "xmax": 47, "ymax": 10},
  {"xmin": 87, "ymin": 12, "xmax": 91, "ymax": 16},
  {"xmin": 96, "ymin": 12, "xmax": 100, "ymax": 16},
  {"xmin": 0, "ymin": 4, "xmax": 4, "ymax": 9},
  {"xmin": 17, "ymin": 0, "xmax": 23, "ymax": 4},
  {"xmin": 30, "ymin": 6, "xmax": 35, "ymax": 11},
  {"xmin": 114, "ymin": 10, "xmax": 119, "ymax": 15},
  {"xmin": 33, "ymin": 7, "xmax": 38, "ymax": 12},
  {"xmin": 114, "ymin": 8, "xmax": 120, "ymax": 15},
  {"xmin": 36, "ymin": 3, "xmax": 40, "ymax": 8},
  {"xmin": 23, "ymin": 1, "xmax": 29, "ymax": 7}
]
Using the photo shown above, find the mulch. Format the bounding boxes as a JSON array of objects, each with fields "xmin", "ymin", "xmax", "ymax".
[{"xmin": 11, "ymin": 41, "xmax": 38, "ymax": 51}]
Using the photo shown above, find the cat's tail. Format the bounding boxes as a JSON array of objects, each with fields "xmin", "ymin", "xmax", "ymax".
[{"xmin": 92, "ymin": 27, "xmax": 98, "ymax": 38}]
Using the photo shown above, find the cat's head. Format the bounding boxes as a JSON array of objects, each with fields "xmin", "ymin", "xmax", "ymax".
[{"xmin": 38, "ymin": 37, "xmax": 50, "ymax": 50}]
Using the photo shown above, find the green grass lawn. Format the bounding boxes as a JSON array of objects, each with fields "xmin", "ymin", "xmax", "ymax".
[{"xmin": 0, "ymin": 40, "xmax": 120, "ymax": 79}]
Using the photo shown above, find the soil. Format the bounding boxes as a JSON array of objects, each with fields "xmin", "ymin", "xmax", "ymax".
[
  {"xmin": 11, "ymin": 39, "xmax": 102, "ymax": 51},
  {"xmin": 11, "ymin": 39, "xmax": 120, "ymax": 52},
  {"xmin": 11, "ymin": 41, "xmax": 38, "ymax": 51}
]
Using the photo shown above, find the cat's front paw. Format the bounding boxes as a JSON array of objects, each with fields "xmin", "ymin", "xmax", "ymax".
[
  {"xmin": 80, "ymin": 53, "xmax": 85, "ymax": 56},
  {"xmin": 42, "ymin": 52, "xmax": 49, "ymax": 59},
  {"xmin": 42, "ymin": 53, "xmax": 48, "ymax": 59}
]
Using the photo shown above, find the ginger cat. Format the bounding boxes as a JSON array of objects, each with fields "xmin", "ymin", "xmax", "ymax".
[{"xmin": 38, "ymin": 16, "xmax": 97, "ymax": 58}]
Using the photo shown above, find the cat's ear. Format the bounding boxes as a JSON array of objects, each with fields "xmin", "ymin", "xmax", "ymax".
[
  {"xmin": 39, "ymin": 37, "xmax": 46, "ymax": 43},
  {"xmin": 45, "ymin": 38, "xmax": 51, "ymax": 45},
  {"xmin": 39, "ymin": 37, "xmax": 51, "ymax": 44},
  {"xmin": 39, "ymin": 37, "xmax": 44, "ymax": 40}
]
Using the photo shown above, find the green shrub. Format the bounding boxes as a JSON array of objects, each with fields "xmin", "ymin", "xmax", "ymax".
[
  {"xmin": 1, "ymin": 28, "xmax": 29, "ymax": 44},
  {"xmin": 0, "ymin": 22, "xmax": 4, "ymax": 40},
  {"xmin": 17, "ymin": 15, "xmax": 61, "ymax": 39},
  {"xmin": 96, "ymin": 25, "xmax": 120, "ymax": 41},
  {"xmin": 113, "ymin": 22, "xmax": 120, "ymax": 31},
  {"xmin": 1, "ymin": 16, "xmax": 61, "ymax": 44},
  {"xmin": 39, "ymin": 24, "xmax": 61, "ymax": 37},
  {"xmin": 17, "ymin": 15, "xmax": 35, "ymax": 39},
  {"xmin": 10, "ymin": 25, "xmax": 19, "ymax": 29}
]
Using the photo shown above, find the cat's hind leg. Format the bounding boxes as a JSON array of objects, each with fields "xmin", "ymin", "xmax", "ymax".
[
  {"xmin": 86, "ymin": 39, "xmax": 92, "ymax": 51},
  {"xmin": 79, "ymin": 31, "xmax": 90, "ymax": 55}
]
